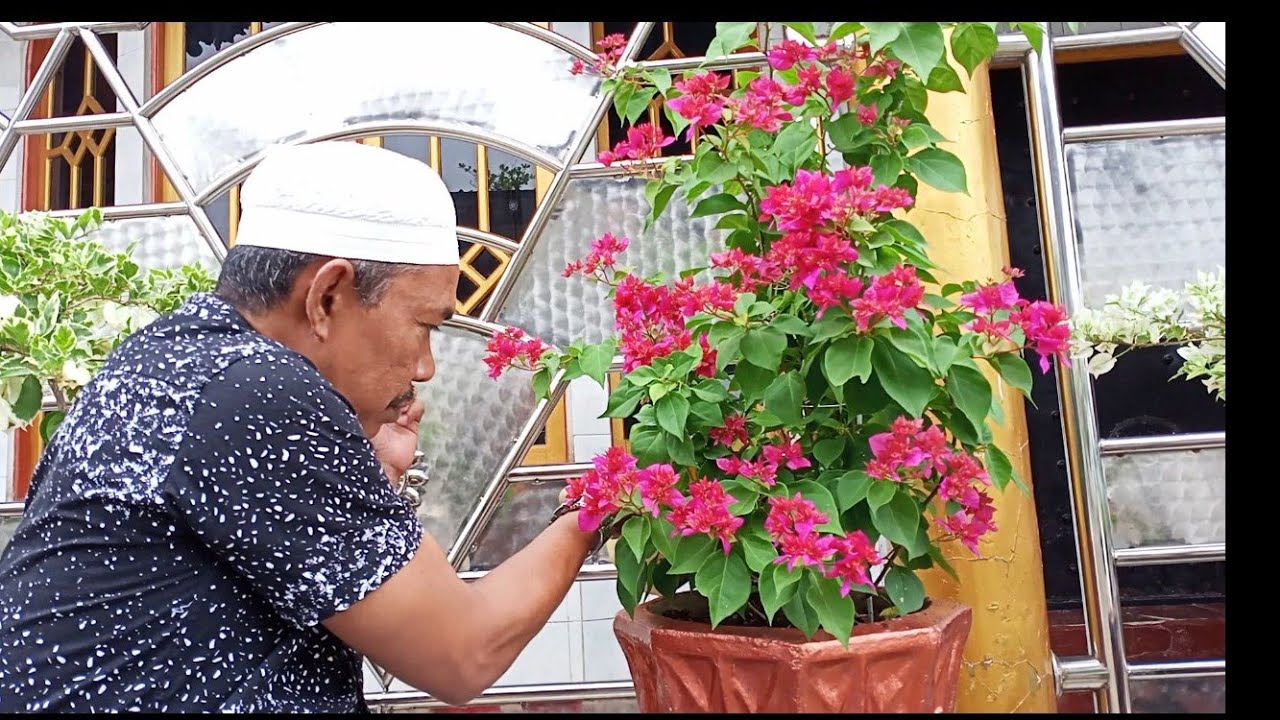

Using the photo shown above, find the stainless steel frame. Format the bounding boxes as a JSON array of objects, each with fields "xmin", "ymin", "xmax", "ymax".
[
  {"xmin": 0, "ymin": 20, "xmax": 1225, "ymax": 712},
  {"xmin": 1022, "ymin": 21, "xmax": 1226, "ymax": 711}
]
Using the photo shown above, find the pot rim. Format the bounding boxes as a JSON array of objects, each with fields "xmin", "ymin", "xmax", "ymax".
[{"xmin": 618, "ymin": 591, "xmax": 970, "ymax": 647}]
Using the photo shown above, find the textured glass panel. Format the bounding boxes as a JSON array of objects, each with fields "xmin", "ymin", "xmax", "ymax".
[
  {"xmin": 0, "ymin": 512, "xmax": 19, "ymax": 558},
  {"xmin": 1131, "ymin": 675, "xmax": 1225, "ymax": 713},
  {"xmin": 413, "ymin": 325, "xmax": 540, "ymax": 553},
  {"xmin": 83, "ymin": 214, "xmax": 221, "ymax": 273},
  {"xmin": 151, "ymin": 22, "xmax": 602, "ymax": 194},
  {"xmin": 462, "ymin": 479, "xmax": 610, "ymax": 572},
  {"xmin": 1066, "ymin": 134, "xmax": 1225, "ymax": 307},
  {"xmin": 1106, "ymin": 447, "xmax": 1225, "ymax": 549},
  {"xmin": 495, "ymin": 174, "xmax": 727, "ymax": 348}
]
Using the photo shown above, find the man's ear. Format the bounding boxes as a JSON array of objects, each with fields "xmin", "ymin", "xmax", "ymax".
[{"xmin": 303, "ymin": 258, "xmax": 360, "ymax": 341}]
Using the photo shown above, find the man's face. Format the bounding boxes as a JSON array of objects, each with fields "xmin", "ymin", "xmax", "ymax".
[{"xmin": 309, "ymin": 263, "xmax": 459, "ymax": 436}]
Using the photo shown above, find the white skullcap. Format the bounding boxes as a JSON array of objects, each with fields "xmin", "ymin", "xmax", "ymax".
[{"xmin": 235, "ymin": 141, "xmax": 460, "ymax": 266}]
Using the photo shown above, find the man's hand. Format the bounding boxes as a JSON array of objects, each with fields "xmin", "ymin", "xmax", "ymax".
[{"xmin": 371, "ymin": 397, "xmax": 425, "ymax": 482}]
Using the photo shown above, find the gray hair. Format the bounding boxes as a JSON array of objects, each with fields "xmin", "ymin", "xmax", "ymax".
[{"xmin": 214, "ymin": 245, "xmax": 416, "ymax": 314}]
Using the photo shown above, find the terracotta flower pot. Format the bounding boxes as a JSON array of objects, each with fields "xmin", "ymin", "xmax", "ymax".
[{"xmin": 613, "ymin": 592, "xmax": 972, "ymax": 713}]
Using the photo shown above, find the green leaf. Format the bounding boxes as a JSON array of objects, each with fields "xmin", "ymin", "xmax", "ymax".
[
  {"xmin": 946, "ymin": 363, "xmax": 993, "ymax": 433},
  {"xmin": 692, "ymin": 192, "xmax": 746, "ymax": 218},
  {"xmin": 900, "ymin": 124, "xmax": 934, "ymax": 151},
  {"xmin": 647, "ymin": 67, "xmax": 673, "ymax": 94},
  {"xmin": 905, "ymin": 148, "xmax": 968, "ymax": 194},
  {"xmin": 792, "ymin": 481, "xmax": 842, "ymax": 533},
  {"xmin": 770, "ymin": 313, "xmax": 811, "ymax": 337},
  {"xmin": 870, "ymin": 152, "xmax": 905, "ymax": 187},
  {"xmin": 669, "ymin": 534, "xmax": 719, "ymax": 574},
  {"xmin": 623, "ymin": 86, "xmax": 659, "ymax": 125},
  {"xmin": 689, "ymin": 399, "xmax": 724, "ymax": 429},
  {"xmin": 692, "ymin": 378, "xmax": 730, "ymax": 403},
  {"xmin": 1016, "ymin": 22, "xmax": 1045, "ymax": 55},
  {"xmin": 806, "ymin": 574, "xmax": 855, "ymax": 646},
  {"xmin": 763, "ymin": 372, "xmax": 806, "ymax": 427},
  {"xmin": 782, "ymin": 576, "xmax": 820, "ymax": 638},
  {"xmin": 871, "ymin": 341, "xmax": 935, "ymax": 418},
  {"xmin": 621, "ymin": 516, "xmax": 651, "ymax": 563},
  {"xmin": 698, "ymin": 549, "xmax": 752, "ymax": 627},
  {"xmin": 531, "ymin": 367, "xmax": 554, "ymax": 401},
  {"xmin": 733, "ymin": 361, "xmax": 774, "ymax": 402},
  {"xmin": 655, "ymin": 393, "xmax": 691, "ymax": 437},
  {"xmin": 781, "ymin": 22, "xmax": 819, "ymax": 45},
  {"xmin": 813, "ymin": 437, "xmax": 846, "ymax": 468},
  {"xmin": 933, "ymin": 335, "xmax": 961, "ymax": 375},
  {"xmin": 926, "ymin": 63, "xmax": 965, "ymax": 93},
  {"xmin": 928, "ymin": 544, "xmax": 960, "ymax": 581},
  {"xmin": 579, "ymin": 339, "xmax": 617, "ymax": 387},
  {"xmin": 950, "ymin": 22, "xmax": 999, "ymax": 77},
  {"xmin": 615, "ymin": 538, "xmax": 645, "ymax": 615},
  {"xmin": 629, "ymin": 424, "xmax": 668, "ymax": 467},
  {"xmin": 603, "ymin": 382, "xmax": 645, "ymax": 419},
  {"xmin": 885, "ymin": 567, "xmax": 926, "ymax": 614},
  {"xmin": 706, "ymin": 21, "xmax": 758, "ymax": 59},
  {"xmin": 829, "ymin": 22, "xmax": 863, "ymax": 43},
  {"xmin": 667, "ymin": 436, "xmax": 697, "ymax": 467},
  {"xmin": 985, "ymin": 443, "xmax": 1015, "ymax": 492},
  {"xmin": 646, "ymin": 184, "xmax": 679, "ymax": 230},
  {"xmin": 651, "ymin": 517, "xmax": 678, "ymax": 560},
  {"xmin": 864, "ymin": 22, "xmax": 903, "ymax": 53},
  {"xmin": 823, "ymin": 335, "xmax": 873, "ymax": 387},
  {"xmin": 867, "ymin": 480, "xmax": 897, "ymax": 510},
  {"xmin": 759, "ymin": 562, "xmax": 801, "ymax": 623},
  {"xmin": 885, "ymin": 326, "xmax": 933, "ymax": 372},
  {"xmin": 38, "ymin": 409, "xmax": 66, "ymax": 444},
  {"xmin": 900, "ymin": 75, "xmax": 929, "ymax": 114},
  {"xmin": 836, "ymin": 471, "xmax": 873, "ymax": 511},
  {"xmin": 811, "ymin": 309, "xmax": 854, "ymax": 342},
  {"xmin": 872, "ymin": 492, "xmax": 921, "ymax": 548},
  {"xmin": 890, "ymin": 22, "xmax": 946, "ymax": 81},
  {"xmin": 740, "ymin": 521, "xmax": 778, "ymax": 573},
  {"xmin": 772, "ymin": 121, "xmax": 819, "ymax": 170},
  {"xmin": 989, "ymin": 352, "xmax": 1033, "ymax": 398},
  {"xmin": 741, "ymin": 326, "xmax": 788, "ymax": 371},
  {"xmin": 13, "ymin": 374, "xmax": 43, "ymax": 422}
]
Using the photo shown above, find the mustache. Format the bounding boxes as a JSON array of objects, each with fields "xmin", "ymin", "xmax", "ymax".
[{"xmin": 388, "ymin": 388, "xmax": 417, "ymax": 411}]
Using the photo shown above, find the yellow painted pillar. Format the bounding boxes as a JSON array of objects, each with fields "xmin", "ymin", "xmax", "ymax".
[{"xmin": 911, "ymin": 57, "xmax": 1057, "ymax": 713}]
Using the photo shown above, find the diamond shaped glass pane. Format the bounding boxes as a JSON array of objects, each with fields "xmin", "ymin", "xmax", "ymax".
[
  {"xmin": 149, "ymin": 22, "xmax": 602, "ymax": 195},
  {"xmin": 495, "ymin": 173, "xmax": 727, "ymax": 348},
  {"xmin": 1066, "ymin": 133, "xmax": 1225, "ymax": 307}
]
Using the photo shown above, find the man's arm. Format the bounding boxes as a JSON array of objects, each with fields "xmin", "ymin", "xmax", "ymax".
[{"xmin": 322, "ymin": 512, "xmax": 596, "ymax": 705}]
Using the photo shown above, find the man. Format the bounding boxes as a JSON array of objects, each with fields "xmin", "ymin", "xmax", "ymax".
[{"xmin": 0, "ymin": 141, "xmax": 602, "ymax": 712}]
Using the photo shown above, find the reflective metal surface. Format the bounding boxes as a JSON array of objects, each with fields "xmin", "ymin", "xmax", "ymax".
[
  {"xmin": 148, "ymin": 22, "xmax": 604, "ymax": 195},
  {"xmin": 1024, "ymin": 32, "xmax": 1130, "ymax": 712}
]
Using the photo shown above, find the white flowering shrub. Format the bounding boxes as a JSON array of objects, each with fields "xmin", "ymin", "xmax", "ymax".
[
  {"xmin": 1070, "ymin": 268, "xmax": 1225, "ymax": 402},
  {"xmin": 0, "ymin": 208, "xmax": 216, "ymax": 440}
]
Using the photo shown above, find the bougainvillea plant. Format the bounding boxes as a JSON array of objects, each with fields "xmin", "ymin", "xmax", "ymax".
[{"xmin": 488, "ymin": 22, "xmax": 1069, "ymax": 645}]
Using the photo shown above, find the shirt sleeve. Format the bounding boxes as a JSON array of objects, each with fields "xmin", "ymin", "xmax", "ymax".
[{"xmin": 165, "ymin": 354, "xmax": 423, "ymax": 628}]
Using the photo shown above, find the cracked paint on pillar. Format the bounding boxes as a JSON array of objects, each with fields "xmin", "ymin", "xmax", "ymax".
[{"xmin": 909, "ymin": 47, "xmax": 1057, "ymax": 714}]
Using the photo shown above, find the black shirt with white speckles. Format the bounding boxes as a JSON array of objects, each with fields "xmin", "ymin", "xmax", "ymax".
[{"xmin": 0, "ymin": 293, "xmax": 423, "ymax": 712}]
